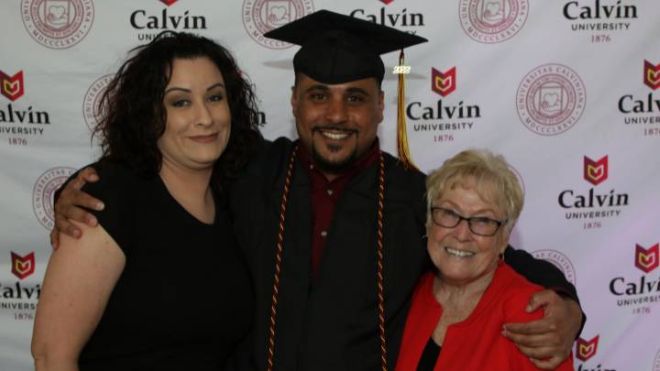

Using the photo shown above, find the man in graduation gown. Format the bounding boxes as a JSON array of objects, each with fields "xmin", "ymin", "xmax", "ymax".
[
  {"xmin": 52, "ymin": 10, "xmax": 584, "ymax": 371},
  {"xmin": 227, "ymin": 11, "xmax": 583, "ymax": 370}
]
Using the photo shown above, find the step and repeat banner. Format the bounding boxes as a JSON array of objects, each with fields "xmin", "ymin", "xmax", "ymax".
[{"xmin": 1, "ymin": 0, "xmax": 659, "ymax": 370}]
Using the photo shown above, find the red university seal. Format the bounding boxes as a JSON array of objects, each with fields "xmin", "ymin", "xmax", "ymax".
[
  {"xmin": 21, "ymin": 0, "xmax": 94, "ymax": 49},
  {"xmin": 459, "ymin": 0, "xmax": 528, "ymax": 43},
  {"xmin": 517, "ymin": 64, "xmax": 586, "ymax": 136},
  {"xmin": 242, "ymin": 0, "xmax": 314, "ymax": 49}
]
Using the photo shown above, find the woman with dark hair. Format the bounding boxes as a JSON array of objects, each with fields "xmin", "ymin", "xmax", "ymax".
[{"xmin": 31, "ymin": 32, "xmax": 260, "ymax": 371}]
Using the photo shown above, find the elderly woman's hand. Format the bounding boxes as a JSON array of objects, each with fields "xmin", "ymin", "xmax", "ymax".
[{"xmin": 502, "ymin": 289, "xmax": 582, "ymax": 369}]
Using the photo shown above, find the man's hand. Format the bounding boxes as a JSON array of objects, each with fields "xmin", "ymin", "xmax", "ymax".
[
  {"xmin": 502, "ymin": 289, "xmax": 582, "ymax": 369},
  {"xmin": 51, "ymin": 167, "xmax": 104, "ymax": 249}
]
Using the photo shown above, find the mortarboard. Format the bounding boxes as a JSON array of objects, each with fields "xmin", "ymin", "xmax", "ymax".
[{"xmin": 263, "ymin": 9, "xmax": 427, "ymax": 85}]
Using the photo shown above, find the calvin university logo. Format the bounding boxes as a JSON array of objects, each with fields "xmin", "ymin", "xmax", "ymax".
[
  {"xmin": 431, "ymin": 67, "xmax": 456, "ymax": 97},
  {"xmin": 644, "ymin": 60, "xmax": 660, "ymax": 91},
  {"xmin": 635, "ymin": 243, "xmax": 659, "ymax": 273},
  {"xmin": 616, "ymin": 59, "xmax": 660, "ymax": 137},
  {"xmin": 11, "ymin": 251, "xmax": 35, "ymax": 280},
  {"xmin": 0, "ymin": 70, "xmax": 25, "ymax": 102},
  {"xmin": 576, "ymin": 335, "xmax": 599, "ymax": 362},
  {"xmin": 583, "ymin": 155, "xmax": 607, "ymax": 186}
]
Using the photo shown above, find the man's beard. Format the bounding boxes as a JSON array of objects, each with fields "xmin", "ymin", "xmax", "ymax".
[{"xmin": 310, "ymin": 128, "xmax": 359, "ymax": 175}]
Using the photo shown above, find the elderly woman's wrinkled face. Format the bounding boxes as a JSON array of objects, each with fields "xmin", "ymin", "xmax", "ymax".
[{"xmin": 427, "ymin": 180, "xmax": 509, "ymax": 286}]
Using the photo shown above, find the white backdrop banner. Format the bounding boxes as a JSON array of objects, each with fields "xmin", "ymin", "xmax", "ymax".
[{"xmin": 1, "ymin": 0, "xmax": 659, "ymax": 370}]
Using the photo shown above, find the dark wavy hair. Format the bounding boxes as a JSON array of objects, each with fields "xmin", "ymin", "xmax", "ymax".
[{"xmin": 94, "ymin": 31, "xmax": 262, "ymax": 187}]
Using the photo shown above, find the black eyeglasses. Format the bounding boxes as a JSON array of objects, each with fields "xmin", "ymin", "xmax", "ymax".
[{"xmin": 430, "ymin": 207, "xmax": 506, "ymax": 237}]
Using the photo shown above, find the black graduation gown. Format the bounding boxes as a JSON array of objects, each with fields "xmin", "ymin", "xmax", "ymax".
[{"xmin": 228, "ymin": 137, "xmax": 581, "ymax": 371}]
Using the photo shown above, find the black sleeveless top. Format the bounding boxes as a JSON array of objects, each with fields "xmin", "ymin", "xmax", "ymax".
[{"xmin": 78, "ymin": 162, "xmax": 253, "ymax": 371}]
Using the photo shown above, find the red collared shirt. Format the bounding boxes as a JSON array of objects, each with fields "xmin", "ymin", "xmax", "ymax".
[{"xmin": 297, "ymin": 142, "xmax": 380, "ymax": 277}]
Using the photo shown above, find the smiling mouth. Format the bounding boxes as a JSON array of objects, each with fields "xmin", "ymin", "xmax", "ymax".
[
  {"xmin": 444, "ymin": 246, "xmax": 475, "ymax": 258},
  {"xmin": 312, "ymin": 127, "xmax": 357, "ymax": 141},
  {"xmin": 189, "ymin": 133, "xmax": 218, "ymax": 143}
]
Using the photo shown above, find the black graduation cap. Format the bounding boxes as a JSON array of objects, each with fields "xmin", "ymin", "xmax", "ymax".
[{"xmin": 263, "ymin": 9, "xmax": 427, "ymax": 84}]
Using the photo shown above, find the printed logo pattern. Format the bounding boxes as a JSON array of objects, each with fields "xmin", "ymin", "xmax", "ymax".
[
  {"xmin": 583, "ymin": 156, "xmax": 608, "ymax": 186},
  {"xmin": 576, "ymin": 335, "xmax": 599, "ymax": 362},
  {"xmin": 11, "ymin": 252, "xmax": 35, "ymax": 280},
  {"xmin": 432, "ymin": 67, "xmax": 457, "ymax": 97},
  {"xmin": 635, "ymin": 243, "xmax": 659, "ymax": 273},
  {"xmin": 644, "ymin": 60, "xmax": 660, "ymax": 90},
  {"xmin": 616, "ymin": 59, "xmax": 660, "ymax": 136},
  {"xmin": 459, "ymin": 0, "xmax": 529, "ymax": 43},
  {"xmin": 21, "ymin": 0, "xmax": 95, "ymax": 49},
  {"xmin": 242, "ymin": 0, "xmax": 314, "ymax": 49},
  {"xmin": 160, "ymin": 0, "xmax": 178, "ymax": 5},
  {"xmin": 0, "ymin": 70, "xmax": 25, "ymax": 102},
  {"xmin": 517, "ymin": 64, "xmax": 586, "ymax": 136}
]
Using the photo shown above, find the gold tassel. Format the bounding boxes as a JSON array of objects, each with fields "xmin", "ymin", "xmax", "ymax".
[{"xmin": 396, "ymin": 50, "xmax": 418, "ymax": 171}]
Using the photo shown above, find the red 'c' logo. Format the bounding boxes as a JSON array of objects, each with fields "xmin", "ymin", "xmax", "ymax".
[
  {"xmin": 11, "ymin": 251, "xmax": 35, "ymax": 280},
  {"xmin": 583, "ymin": 156, "xmax": 608, "ymax": 186},
  {"xmin": 432, "ymin": 67, "xmax": 456, "ymax": 97},
  {"xmin": 644, "ymin": 60, "xmax": 660, "ymax": 90},
  {"xmin": 576, "ymin": 335, "xmax": 599, "ymax": 362},
  {"xmin": 0, "ymin": 70, "xmax": 25, "ymax": 101},
  {"xmin": 635, "ymin": 243, "xmax": 659, "ymax": 273}
]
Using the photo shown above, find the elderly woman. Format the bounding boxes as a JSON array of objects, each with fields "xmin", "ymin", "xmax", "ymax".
[
  {"xmin": 31, "ymin": 32, "xmax": 260, "ymax": 370},
  {"xmin": 395, "ymin": 150, "xmax": 574, "ymax": 370}
]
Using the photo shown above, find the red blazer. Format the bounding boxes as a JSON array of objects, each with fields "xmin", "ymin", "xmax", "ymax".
[{"xmin": 395, "ymin": 264, "xmax": 574, "ymax": 371}]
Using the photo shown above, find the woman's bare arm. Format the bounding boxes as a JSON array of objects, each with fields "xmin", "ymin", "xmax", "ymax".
[{"xmin": 32, "ymin": 220, "xmax": 125, "ymax": 371}]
